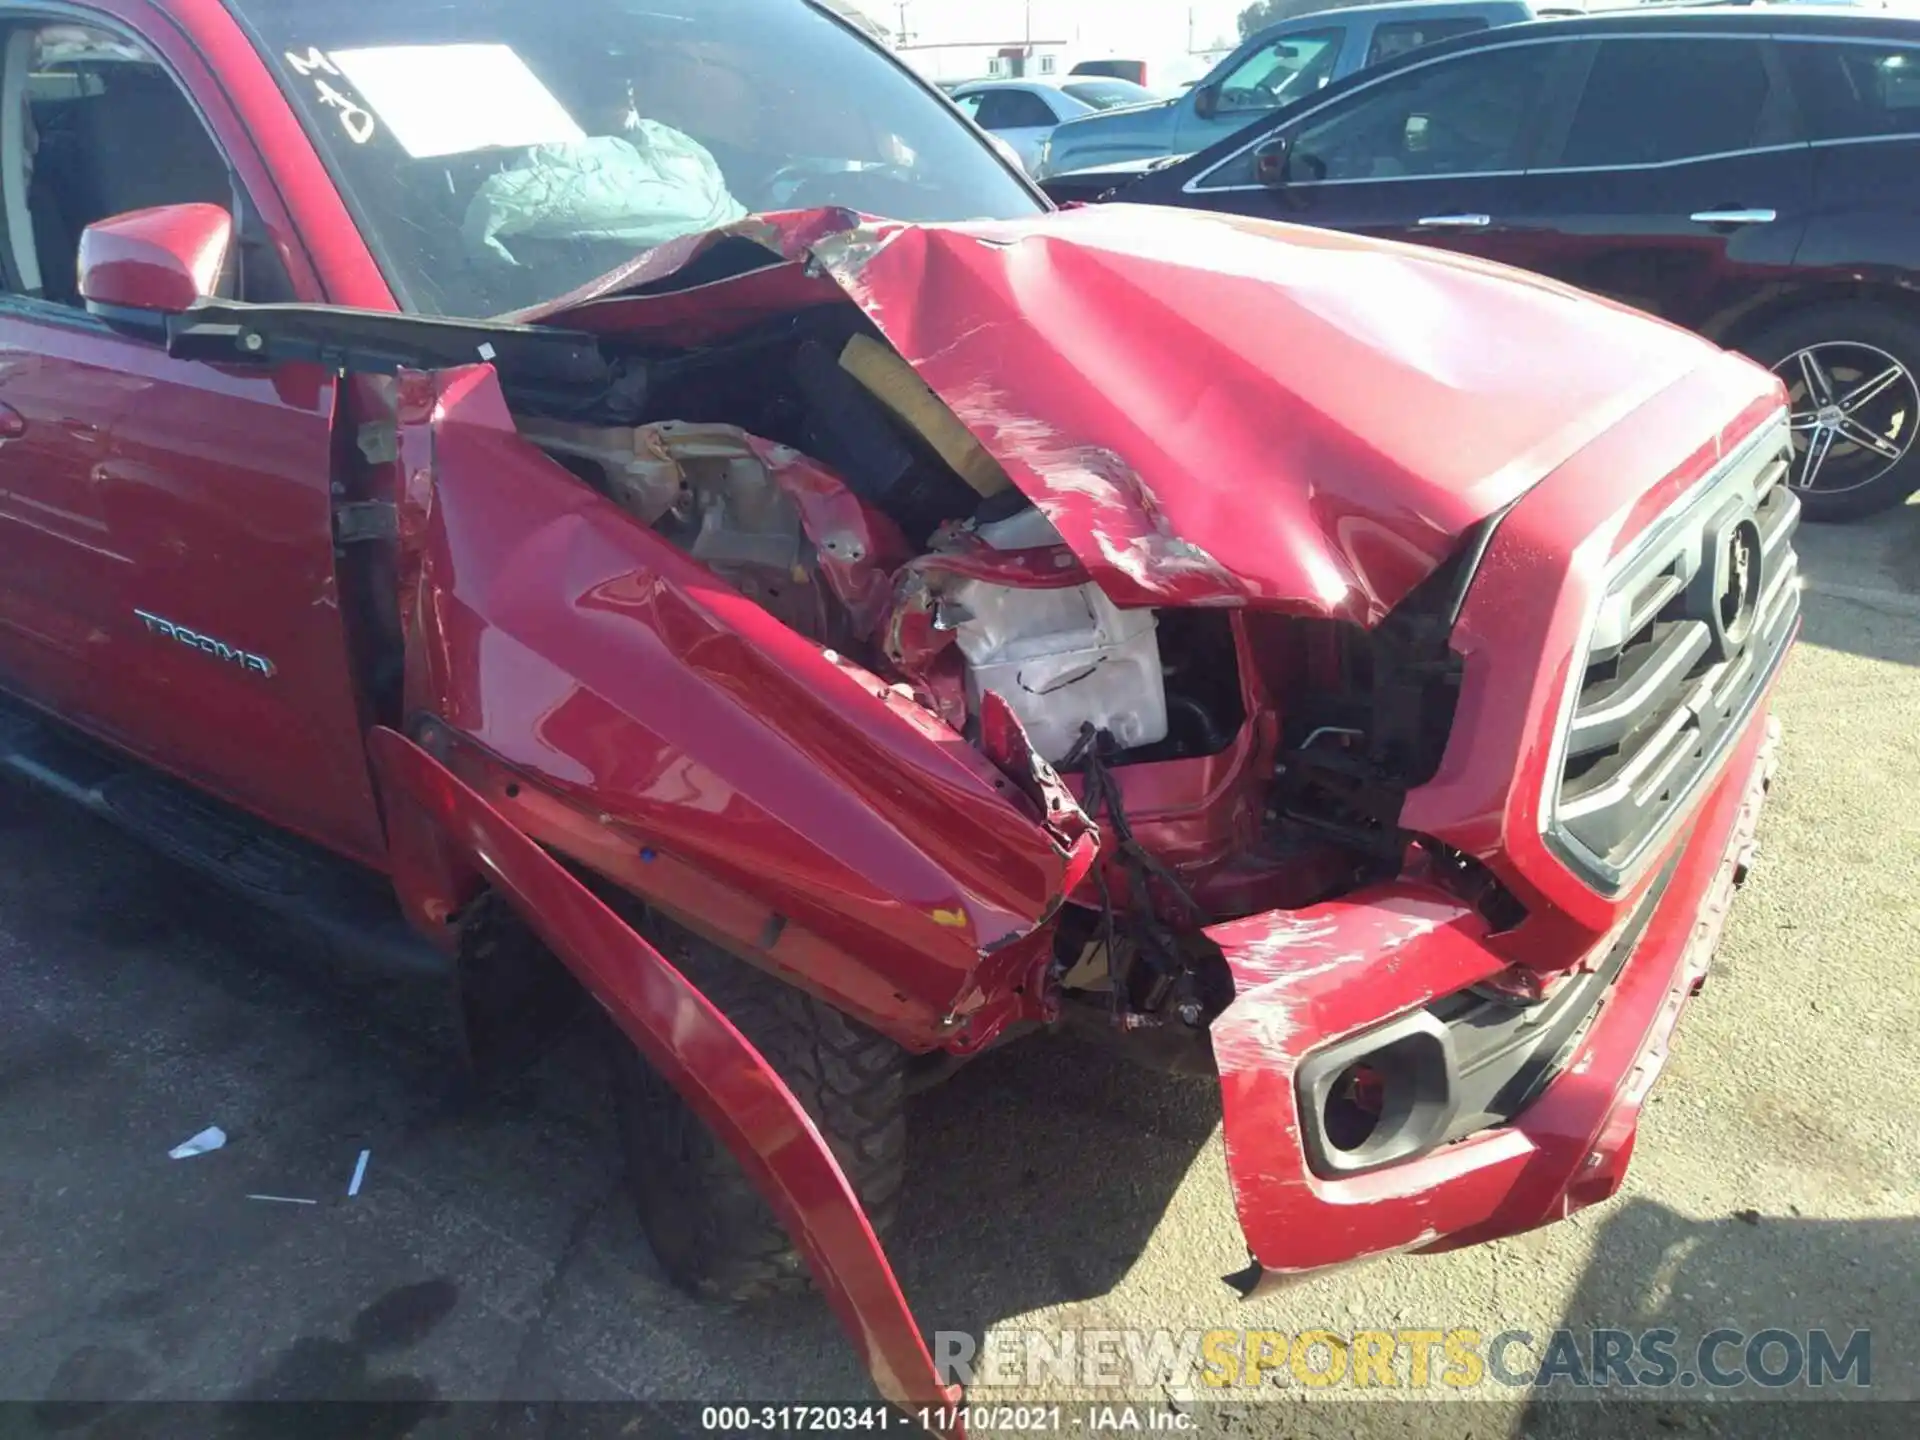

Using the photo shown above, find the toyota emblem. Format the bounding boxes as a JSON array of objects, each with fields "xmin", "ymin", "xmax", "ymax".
[{"xmin": 1718, "ymin": 519, "xmax": 1764, "ymax": 649}]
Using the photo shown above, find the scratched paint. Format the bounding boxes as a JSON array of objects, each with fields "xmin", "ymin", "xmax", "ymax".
[{"xmin": 421, "ymin": 199, "xmax": 1791, "ymax": 1306}]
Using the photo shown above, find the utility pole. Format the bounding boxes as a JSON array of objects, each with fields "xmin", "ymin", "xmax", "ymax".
[{"xmin": 894, "ymin": 0, "xmax": 913, "ymax": 46}]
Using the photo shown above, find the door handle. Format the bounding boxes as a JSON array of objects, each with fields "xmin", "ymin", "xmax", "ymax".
[
  {"xmin": 1416, "ymin": 213, "xmax": 1492, "ymax": 228},
  {"xmin": 1689, "ymin": 208, "xmax": 1777, "ymax": 225},
  {"xmin": 0, "ymin": 403, "xmax": 23, "ymax": 438}
]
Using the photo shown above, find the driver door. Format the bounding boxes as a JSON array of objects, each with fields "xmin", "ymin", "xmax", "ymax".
[
  {"xmin": 1183, "ymin": 38, "xmax": 1578, "ymax": 261},
  {"xmin": 0, "ymin": 14, "xmax": 387, "ymax": 863}
]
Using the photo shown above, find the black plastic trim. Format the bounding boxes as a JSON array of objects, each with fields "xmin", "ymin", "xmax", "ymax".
[
  {"xmin": 1296, "ymin": 1010, "xmax": 1460, "ymax": 1177},
  {"xmin": 0, "ymin": 688, "xmax": 446, "ymax": 982},
  {"xmin": 165, "ymin": 300, "xmax": 611, "ymax": 383},
  {"xmin": 1296, "ymin": 852, "xmax": 1675, "ymax": 1180},
  {"xmin": 1548, "ymin": 426, "xmax": 1799, "ymax": 894}
]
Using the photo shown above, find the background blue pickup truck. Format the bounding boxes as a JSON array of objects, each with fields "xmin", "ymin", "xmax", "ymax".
[{"xmin": 1034, "ymin": 0, "xmax": 1536, "ymax": 179}]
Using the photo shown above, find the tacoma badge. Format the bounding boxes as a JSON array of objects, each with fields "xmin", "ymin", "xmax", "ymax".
[{"xmin": 133, "ymin": 610, "xmax": 275, "ymax": 678}]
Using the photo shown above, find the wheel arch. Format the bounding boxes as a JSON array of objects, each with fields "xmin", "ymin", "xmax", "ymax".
[
  {"xmin": 365, "ymin": 723, "xmax": 960, "ymax": 1417},
  {"xmin": 1707, "ymin": 278, "xmax": 1920, "ymax": 356},
  {"xmin": 1705, "ymin": 279, "xmax": 1920, "ymax": 521}
]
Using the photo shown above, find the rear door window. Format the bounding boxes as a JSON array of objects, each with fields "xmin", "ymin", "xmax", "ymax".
[
  {"xmin": 973, "ymin": 90, "xmax": 1059, "ymax": 130},
  {"xmin": 1274, "ymin": 41, "xmax": 1564, "ymax": 185},
  {"xmin": 1550, "ymin": 37, "xmax": 1775, "ymax": 168},
  {"xmin": 1780, "ymin": 39, "xmax": 1920, "ymax": 141},
  {"xmin": 1214, "ymin": 27, "xmax": 1347, "ymax": 116},
  {"xmin": 1365, "ymin": 18, "xmax": 1491, "ymax": 67}
]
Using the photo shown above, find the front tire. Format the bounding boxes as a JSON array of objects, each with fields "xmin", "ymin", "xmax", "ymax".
[
  {"xmin": 1740, "ymin": 303, "xmax": 1920, "ymax": 522},
  {"xmin": 608, "ymin": 929, "xmax": 907, "ymax": 1302}
]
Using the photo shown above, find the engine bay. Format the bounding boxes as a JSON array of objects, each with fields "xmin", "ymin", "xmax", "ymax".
[
  {"xmin": 165, "ymin": 287, "xmax": 1490, "ymax": 1051},
  {"xmin": 495, "ymin": 307, "xmax": 1495, "ymax": 1047},
  {"xmin": 513, "ymin": 310, "xmax": 1245, "ymax": 777}
]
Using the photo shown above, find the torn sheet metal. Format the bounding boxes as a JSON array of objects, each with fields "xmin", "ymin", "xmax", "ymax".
[
  {"xmin": 397, "ymin": 364, "xmax": 1095, "ymax": 1047},
  {"xmin": 368, "ymin": 727, "xmax": 959, "ymax": 1417},
  {"xmin": 525, "ymin": 204, "xmax": 1718, "ymax": 623}
]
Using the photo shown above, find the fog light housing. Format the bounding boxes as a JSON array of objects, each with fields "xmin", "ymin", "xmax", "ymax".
[
  {"xmin": 1297, "ymin": 1011, "xmax": 1460, "ymax": 1177},
  {"xmin": 1322, "ymin": 1062, "xmax": 1386, "ymax": 1151}
]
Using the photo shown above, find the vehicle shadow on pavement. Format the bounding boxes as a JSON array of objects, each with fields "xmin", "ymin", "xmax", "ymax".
[
  {"xmin": 890, "ymin": 1036, "xmax": 1223, "ymax": 1327},
  {"xmin": 13, "ymin": 702, "xmax": 1914, "ymax": 1433},
  {"xmin": 1514, "ymin": 1197, "xmax": 1915, "ymax": 1440},
  {"xmin": 0, "ymin": 782, "xmax": 1220, "ymax": 1426},
  {"xmin": 1791, "ymin": 501, "xmax": 1920, "ymax": 669}
]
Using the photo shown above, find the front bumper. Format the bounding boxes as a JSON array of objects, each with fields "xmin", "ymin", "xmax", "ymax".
[{"xmin": 1207, "ymin": 704, "xmax": 1779, "ymax": 1282}]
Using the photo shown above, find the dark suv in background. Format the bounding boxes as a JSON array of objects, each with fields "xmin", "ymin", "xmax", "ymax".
[{"xmin": 1045, "ymin": 8, "xmax": 1920, "ymax": 520}]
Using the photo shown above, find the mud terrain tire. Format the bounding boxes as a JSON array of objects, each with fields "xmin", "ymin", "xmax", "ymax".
[{"xmin": 608, "ymin": 931, "xmax": 907, "ymax": 1302}]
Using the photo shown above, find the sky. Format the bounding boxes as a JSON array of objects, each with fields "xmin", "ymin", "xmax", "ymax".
[{"xmin": 870, "ymin": 0, "xmax": 1251, "ymax": 61}]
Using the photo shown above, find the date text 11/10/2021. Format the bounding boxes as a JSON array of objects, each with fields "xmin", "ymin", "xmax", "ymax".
[{"xmin": 700, "ymin": 1406, "xmax": 1195, "ymax": 1432}]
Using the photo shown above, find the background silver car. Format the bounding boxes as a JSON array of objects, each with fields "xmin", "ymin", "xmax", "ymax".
[{"xmin": 949, "ymin": 77, "xmax": 1162, "ymax": 172}]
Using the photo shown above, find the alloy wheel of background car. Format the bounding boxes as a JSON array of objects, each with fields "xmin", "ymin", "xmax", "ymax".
[
  {"xmin": 1745, "ymin": 304, "xmax": 1920, "ymax": 522},
  {"xmin": 1776, "ymin": 342, "xmax": 1916, "ymax": 494}
]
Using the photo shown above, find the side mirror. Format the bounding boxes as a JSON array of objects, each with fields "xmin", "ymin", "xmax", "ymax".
[
  {"xmin": 1254, "ymin": 135, "xmax": 1293, "ymax": 188},
  {"xmin": 1192, "ymin": 82, "xmax": 1221, "ymax": 121},
  {"xmin": 78, "ymin": 203, "xmax": 232, "ymax": 319}
]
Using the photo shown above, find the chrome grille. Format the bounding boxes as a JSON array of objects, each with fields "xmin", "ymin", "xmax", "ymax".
[{"xmin": 1546, "ymin": 416, "xmax": 1800, "ymax": 893}]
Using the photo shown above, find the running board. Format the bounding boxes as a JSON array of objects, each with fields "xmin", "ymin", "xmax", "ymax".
[{"xmin": 0, "ymin": 692, "xmax": 448, "ymax": 983}]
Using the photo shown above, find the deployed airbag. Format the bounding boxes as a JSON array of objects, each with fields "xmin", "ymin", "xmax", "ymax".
[{"xmin": 463, "ymin": 125, "xmax": 747, "ymax": 267}]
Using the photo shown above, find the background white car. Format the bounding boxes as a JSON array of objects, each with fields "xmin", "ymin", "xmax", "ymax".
[{"xmin": 949, "ymin": 77, "xmax": 1161, "ymax": 172}]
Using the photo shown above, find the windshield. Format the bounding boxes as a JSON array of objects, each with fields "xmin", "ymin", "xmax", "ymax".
[
  {"xmin": 1061, "ymin": 79, "xmax": 1160, "ymax": 110},
  {"xmin": 223, "ymin": 0, "xmax": 1041, "ymax": 317}
]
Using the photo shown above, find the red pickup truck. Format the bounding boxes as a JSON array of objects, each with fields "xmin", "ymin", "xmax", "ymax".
[{"xmin": 0, "ymin": 0, "xmax": 1798, "ymax": 1418}]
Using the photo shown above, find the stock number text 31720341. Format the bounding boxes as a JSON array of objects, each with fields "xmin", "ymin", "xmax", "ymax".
[
  {"xmin": 701, "ymin": 1409, "xmax": 900, "ymax": 1431},
  {"xmin": 700, "ymin": 1406, "xmax": 1083, "ymax": 1432}
]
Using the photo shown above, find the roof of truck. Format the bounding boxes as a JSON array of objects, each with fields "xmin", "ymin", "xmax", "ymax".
[
  {"xmin": 1452, "ymin": 2, "xmax": 1919, "ymax": 35},
  {"xmin": 1249, "ymin": 0, "xmax": 1533, "ymax": 16}
]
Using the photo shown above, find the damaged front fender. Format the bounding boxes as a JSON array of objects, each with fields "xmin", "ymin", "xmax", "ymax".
[
  {"xmin": 367, "ymin": 727, "xmax": 960, "ymax": 1417},
  {"xmin": 393, "ymin": 363, "xmax": 1094, "ymax": 1050}
]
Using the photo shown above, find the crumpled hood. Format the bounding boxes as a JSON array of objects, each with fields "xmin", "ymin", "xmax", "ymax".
[{"xmin": 528, "ymin": 203, "xmax": 1726, "ymax": 623}]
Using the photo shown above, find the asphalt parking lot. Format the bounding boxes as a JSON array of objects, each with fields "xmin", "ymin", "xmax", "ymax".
[{"xmin": 1, "ymin": 506, "xmax": 1916, "ymax": 1440}]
